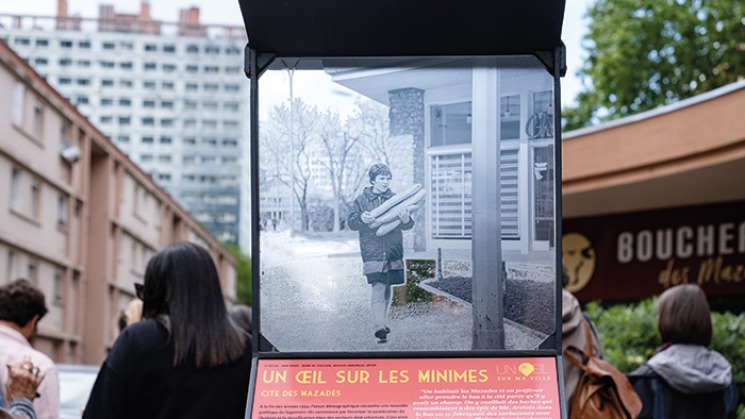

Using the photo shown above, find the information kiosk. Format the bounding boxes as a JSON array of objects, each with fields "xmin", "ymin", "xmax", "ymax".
[{"xmin": 238, "ymin": 1, "xmax": 568, "ymax": 417}]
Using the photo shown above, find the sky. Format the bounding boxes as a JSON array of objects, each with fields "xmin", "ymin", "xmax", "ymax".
[{"xmin": 0, "ymin": 0, "xmax": 594, "ymax": 107}]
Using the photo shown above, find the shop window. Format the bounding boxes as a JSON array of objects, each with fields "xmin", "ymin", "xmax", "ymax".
[{"xmin": 430, "ymin": 102, "xmax": 472, "ymax": 147}]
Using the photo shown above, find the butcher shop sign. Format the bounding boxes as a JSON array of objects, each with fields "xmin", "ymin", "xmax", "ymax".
[{"xmin": 562, "ymin": 200, "xmax": 745, "ymax": 302}]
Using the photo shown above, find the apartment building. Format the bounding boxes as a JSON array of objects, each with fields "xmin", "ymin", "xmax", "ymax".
[
  {"xmin": 0, "ymin": 39, "xmax": 237, "ymax": 365},
  {"xmin": 0, "ymin": 0, "xmax": 250, "ymax": 247}
]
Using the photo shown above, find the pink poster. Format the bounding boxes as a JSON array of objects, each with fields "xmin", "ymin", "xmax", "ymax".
[{"xmin": 252, "ymin": 357, "xmax": 561, "ymax": 418}]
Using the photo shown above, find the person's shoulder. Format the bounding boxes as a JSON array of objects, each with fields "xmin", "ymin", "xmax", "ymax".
[{"xmin": 627, "ymin": 363, "xmax": 655, "ymax": 378}]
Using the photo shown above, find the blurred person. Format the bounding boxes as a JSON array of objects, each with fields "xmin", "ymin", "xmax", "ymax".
[
  {"xmin": 561, "ymin": 278, "xmax": 604, "ymax": 414},
  {"xmin": 628, "ymin": 284, "xmax": 738, "ymax": 418},
  {"xmin": 1, "ymin": 356, "xmax": 45, "ymax": 419},
  {"xmin": 0, "ymin": 280, "xmax": 59, "ymax": 419},
  {"xmin": 115, "ymin": 299, "xmax": 143, "ymax": 334},
  {"xmin": 348, "ymin": 163, "xmax": 415, "ymax": 343},
  {"xmin": 83, "ymin": 242, "xmax": 253, "ymax": 419},
  {"xmin": 228, "ymin": 305, "xmax": 252, "ymax": 334}
]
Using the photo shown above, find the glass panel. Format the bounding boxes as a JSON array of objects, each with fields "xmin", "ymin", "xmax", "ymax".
[{"xmin": 257, "ymin": 56, "xmax": 557, "ymax": 353}]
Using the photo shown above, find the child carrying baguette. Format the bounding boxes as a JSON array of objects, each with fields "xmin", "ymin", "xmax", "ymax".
[{"xmin": 348, "ymin": 163, "xmax": 420, "ymax": 343}]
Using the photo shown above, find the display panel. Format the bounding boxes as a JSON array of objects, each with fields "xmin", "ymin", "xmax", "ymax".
[
  {"xmin": 251, "ymin": 357, "xmax": 561, "ymax": 418},
  {"xmin": 257, "ymin": 57, "xmax": 558, "ymax": 352}
]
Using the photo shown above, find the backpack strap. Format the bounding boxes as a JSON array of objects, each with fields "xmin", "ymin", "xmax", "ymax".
[
  {"xmin": 581, "ymin": 317, "xmax": 595, "ymax": 358},
  {"xmin": 563, "ymin": 316, "xmax": 595, "ymax": 370}
]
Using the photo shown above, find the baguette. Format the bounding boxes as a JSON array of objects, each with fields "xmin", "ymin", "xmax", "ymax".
[
  {"xmin": 376, "ymin": 220, "xmax": 401, "ymax": 236},
  {"xmin": 366, "ymin": 183, "xmax": 423, "ymax": 221},
  {"xmin": 374, "ymin": 191, "xmax": 426, "ymax": 224},
  {"xmin": 370, "ymin": 204, "xmax": 420, "ymax": 228}
]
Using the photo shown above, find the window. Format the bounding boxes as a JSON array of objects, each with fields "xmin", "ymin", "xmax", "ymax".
[
  {"xmin": 184, "ymin": 119, "xmax": 196, "ymax": 129},
  {"xmin": 223, "ymin": 156, "xmax": 238, "ymax": 164},
  {"xmin": 162, "ymin": 63, "xmax": 176, "ymax": 72},
  {"xmin": 76, "ymin": 96, "xmax": 89, "ymax": 105},
  {"xmin": 205, "ymin": 45, "xmax": 220, "ymax": 54},
  {"xmin": 102, "ymin": 42, "xmax": 115, "ymax": 50},
  {"xmin": 224, "ymin": 84, "xmax": 240, "ymax": 92},
  {"xmin": 141, "ymin": 136, "xmax": 154, "ymax": 144},
  {"xmin": 100, "ymin": 60, "xmax": 115, "ymax": 68},
  {"xmin": 34, "ymin": 58, "xmax": 48, "ymax": 66},
  {"xmin": 35, "ymin": 39, "xmax": 49, "ymax": 47},
  {"xmin": 32, "ymin": 101, "xmax": 44, "ymax": 139},
  {"xmin": 54, "ymin": 270, "xmax": 64, "ymax": 302},
  {"xmin": 223, "ymin": 120, "xmax": 239, "ymax": 131},
  {"xmin": 162, "ymin": 82, "xmax": 174, "ymax": 90},
  {"xmin": 202, "ymin": 138, "xmax": 217, "ymax": 146},
  {"xmin": 101, "ymin": 79, "xmax": 114, "ymax": 87},
  {"xmin": 157, "ymin": 173, "xmax": 171, "ymax": 181},
  {"xmin": 59, "ymin": 78, "xmax": 72, "ymax": 85},
  {"xmin": 119, "ymin": 98, "xmax": 132, "ymax": 107},
  {"xmin": 57, "ymin": 195, "xmax": 68, "ymax": 225},
  {"xmin": 161, "ymin": 101, "xmax": 173, "ymax": 110},
  {"xmin": 120, "ymin": 41, "xmax": 133, "ymax": 50},
  {"xmin": 158, "ymin": 155, "xmax": 171, "ymax": 163},
  {"xmin": 204, "ymin": 66, "xmax": 219, "ymax": 74},
  {"xmin": 184, "ymin": 100, "xmax": 197, "ymax": 110},
  {"xmin": 143, "ymin": 100, "xmax": 155, "ymax": 108},
  {"xmin": 430, "ymin": 102, "xmax": 472, "ymax": 147},
  {"xmin": 224, "ymin": 102, "xmax": 240, "ymax": 112},
  {"xmin": 78, "ymin": 40, "xmax": 91, "ymax": 48},
  {"xmin": 140, "ymin": 154, "xmax": 153, "ymax": 162},
  {"xmin": 6, "ymin": 251, "xmax": 15, "ymax": 283},
  {"xmin": 203, "ymin": 102, "xmax": 218, "ymax": 111},
  {"xmin": 10, "ymin": 169, "xmax": 22, "ymax": 211},
  {"xmin": 59, "ymin": 58, "xmax": 72, "ymax": 67},
  {"xmin": 76, "ymin": 78, "xmax": 90, "ymax": 86},
  {"xmin": 99, "ymin": 116, "xmax": 112, "ymax": 124},
  {"xmin": 12, "ymin": 82, "xmax": 24, "ymax": 127},
  {"xmin": 77, "ymin": 60, "xmax": 90, "ymax": 67},
  {"xmin": 15, "ymin": 38, "xmax": 31, "ymax": 46},
  {"xmin": 225, "ymin": 46, "xmax": 241, "ymax": 55},
  {"xmin": 183, "ymin": 156, "xmax": 196, "ymax": 164},
  {"xmin": 159, "ymin": 136, "xmax": 172, "ymax": 144},
  {"xmin": 163, "ymin": 44, "xmax": 176, "ymax": 53},
  {"xmin": 101, "ymin": 98, "xmax": 113, "ymax": 106},
  {"xmin": 143, "ymin": 81, "xmax": 156, "ymax": 89},
  {"xmin": 183, "ymin": 137, "xmax": 196, "ymax": 145},
  {"xmin": 118, "ymin": 116, "xmax": 131, "ymax": 126},
  {"xmin": 120, "ymin": 79, "xmax": 133, "ymax": 88},
  {"xmin": 141, "ymin": 117, "xmax": 154, "ymax": 126},
  {"xmin": 60, "ymin": 40, "xmax": 72, "ymax": 48},
  {"xmin": 203, "ymin": 120, "xmax": 217, "ymax": 130},
  {"xmin": 222, "ymin": 139, "xmax": 238, "ymax": 147},
  {"xmin": 30, "ymin": 179, "xmax": 40, "ymax": 218},
  {"xmin": 225, "ymin": 66, "xmax": 241, "ymax": 74},
  {"xmin": 185, "ymin": 84, "xmax": 198, "ymax": 92},
  {"xmin": 27, "ymin": 259, "xmax": 38, "ymax": 283},
  {"xmin": 160, "ymin": 119, "xmax": 174, "ymax": 128},
  {"xmin": 144, "ymin": 44, "xmax": 157, "ymax": 52},
  {"xmin": 186, "ymin": 65, "xmax": 198, "ymax": 73},
  {"xmin": 144, "ymin": 62, "xmax": 156, "ymax": 71},
  {"xmin": 203, "ymin": 83, "xmax": 218, "ymax": 92},
  {"xmin": 117, "ymin": 135, "xmax": 130, "ymax": 143},
  {"xmin": 120, "ymin": 61, "xmax": 133, "ymax": 70}
]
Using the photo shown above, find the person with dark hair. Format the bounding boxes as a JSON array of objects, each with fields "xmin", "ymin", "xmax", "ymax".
[
  {"xmin": 348, "ymin": 163, "xmax": 415, "ymax": 343},
  {"xmin": 228, "ymin": 305, "xmax": 252, "ymax": 334},
  {"xmin": 1, "ymin": 356, "xmax": 45, "ymax": 419},
  {"xmin": 0, "ymin": 279, "xmax": 58, "ymax": 419},
  {"xmin": 83, "ymin": 242, "xmax": 253, "ymax": 419},
  {"xmin": 628, "ymin": 284, "xmax": 738, "ymax": 419}
]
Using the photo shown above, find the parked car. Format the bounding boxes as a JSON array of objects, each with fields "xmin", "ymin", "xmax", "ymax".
[{"xmin": 58, "ymin": 364, "xmax": 99, "ymax": 419}]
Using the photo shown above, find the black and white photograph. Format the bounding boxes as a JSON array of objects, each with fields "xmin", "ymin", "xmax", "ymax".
[{"xmin": 257, "ymin": 57, "xmax": 558, "ymax": 352}]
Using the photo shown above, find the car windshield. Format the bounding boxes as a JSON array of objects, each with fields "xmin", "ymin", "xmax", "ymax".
[{"xmin": 58, "ymin": 366, "xmax": 98, "ymax": 418}]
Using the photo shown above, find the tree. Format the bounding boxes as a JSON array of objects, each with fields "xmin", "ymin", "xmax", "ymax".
[
  {"xmin": 564, "ymin": 0, "xmax": 745, "ymax": 131},
  {"xmin": 226, "ymin": 244, "xmax": 252, "ymax": 305}
]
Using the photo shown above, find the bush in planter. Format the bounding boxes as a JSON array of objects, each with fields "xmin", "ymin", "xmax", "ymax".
[{"xmin": 585, "ymin": 297, "xmax": 745, "ymax": 418}]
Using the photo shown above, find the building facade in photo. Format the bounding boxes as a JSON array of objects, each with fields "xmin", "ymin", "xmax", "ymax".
[
  {"xmin": 0, "ymin": 0, "xmax": 250, "ymax": 246},
  {"xmin": 0, "ymin": 39, "xmax": 237, "ymax": 365}
]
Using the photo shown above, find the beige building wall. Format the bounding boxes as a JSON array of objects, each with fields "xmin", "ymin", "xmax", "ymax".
[{"xmin": 0, "ymin": 40, "xmax": 238, "ymax": 365}]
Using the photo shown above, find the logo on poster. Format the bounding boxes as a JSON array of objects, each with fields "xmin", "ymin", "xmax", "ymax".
[{"xmin": 562, "ymin": 233, "xmax": 596, "ymax": 292}]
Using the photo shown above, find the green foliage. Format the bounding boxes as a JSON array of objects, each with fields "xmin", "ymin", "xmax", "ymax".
[
  {"xmin": 226, "ymin": 244, "xmax": 252, "ymax": 305},
  {"xmin": 586, "ymin": 297, "xmax": 745, "ymax": 415},
  {"xmin": 394, "ymin": 259, "xmax": 435, "ymax": 304},
  {"xmin": 564, "ymin": 0, "xmax": 745, "ymax": 130}
]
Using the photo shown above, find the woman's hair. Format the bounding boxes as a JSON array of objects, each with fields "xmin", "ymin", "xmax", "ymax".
[
  {"xmin": 657, "ymin": 284, "xmax": 712, "ymax": 347},
  {"xmin": 142, "ymin": 241, "xmax": 244, "ymax": 368},
  {"xmin": 368, "ymin": 163, "xmax": 392, "ymax": 183},
  {"xmin": 229, "ymin": 304, "xmax": 252, "ymax": 333}
]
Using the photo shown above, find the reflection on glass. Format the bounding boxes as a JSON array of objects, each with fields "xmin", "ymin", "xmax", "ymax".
[{"xmin": 256, "ymin": 57, "xmax": 557, "ymax": 353}]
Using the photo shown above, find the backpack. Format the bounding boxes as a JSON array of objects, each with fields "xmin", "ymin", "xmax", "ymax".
[{"xmin": 564, "ymin": 319, "xmax": 642, "ymax": 419}]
